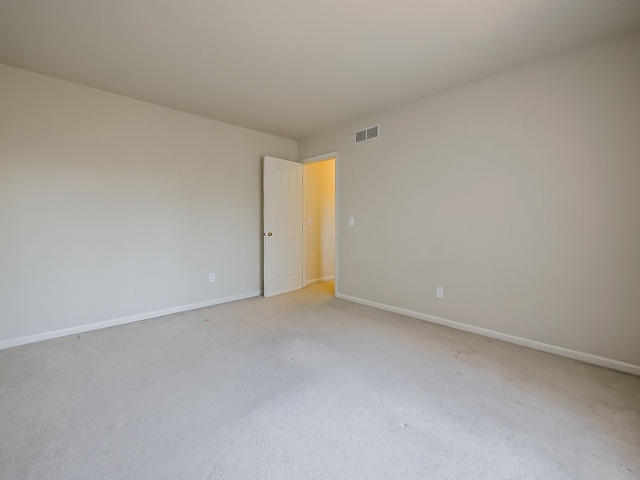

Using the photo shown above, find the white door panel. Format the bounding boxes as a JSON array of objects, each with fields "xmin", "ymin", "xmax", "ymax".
[{"xmin": 264, "ymin": 156, "xmax": 302, "ymax": 297}]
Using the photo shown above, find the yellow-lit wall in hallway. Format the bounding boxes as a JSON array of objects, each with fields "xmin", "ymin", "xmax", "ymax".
[{"xmin": 304, "ymin": 159, "xmax": 335, "ymax": 283}]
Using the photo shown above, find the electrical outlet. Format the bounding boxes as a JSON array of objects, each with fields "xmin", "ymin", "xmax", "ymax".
[
  {"xmin": 209, "ymin": 273, "xmax": 215, "ymax": 283},
  {"xmin": 436, "ymin": 286, "xmax": 444, "ymax": 299},
  {"xmin": 349, "ymin": 217, "xmax": 355, "ymax": 226}
]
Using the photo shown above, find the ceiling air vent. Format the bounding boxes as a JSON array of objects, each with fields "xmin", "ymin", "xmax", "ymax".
[{"xmin": 355, "ymin": 125, "xmax": 379, "ymax": 144}]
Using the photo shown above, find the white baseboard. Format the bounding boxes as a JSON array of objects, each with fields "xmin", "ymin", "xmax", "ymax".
[
  {"xmin": 305, "ymin": 275, "xmax": 335, "ymax": 286},
  {"xmin": 0, "ymin": 291, "xmax": 261, "ymax": 351},
  {"xmin": 336, "ymin": 293, "xmax": 640, "ymax": 377}
]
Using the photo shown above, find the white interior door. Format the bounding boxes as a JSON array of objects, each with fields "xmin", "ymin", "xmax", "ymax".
[{"xmin": 263, "ymin": 156, "xmax": 303, "ymax": 297}]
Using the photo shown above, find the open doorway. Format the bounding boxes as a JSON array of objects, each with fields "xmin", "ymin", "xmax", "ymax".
[{"xmin": 302, "ymin": 152, "xmax": 337, "ymax": 294}]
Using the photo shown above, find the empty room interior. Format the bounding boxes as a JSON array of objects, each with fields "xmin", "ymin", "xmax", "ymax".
[{"xmin": 1, "ymin": 1, "xmax": 640, "ymax": 479}]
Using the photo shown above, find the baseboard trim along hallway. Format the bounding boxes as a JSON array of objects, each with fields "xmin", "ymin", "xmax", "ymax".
[
  {"xmin": 305, "ymin": 275, "xmax": 335, "ymax": 286},
  {"xmin": 336, "ymin": 293, "xmax": 640, "ymax": 376}
]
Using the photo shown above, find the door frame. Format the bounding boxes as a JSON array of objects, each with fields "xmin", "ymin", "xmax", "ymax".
[{"xmin": 301, "ymin": 151, "xmax": 339, "ymax": 295}]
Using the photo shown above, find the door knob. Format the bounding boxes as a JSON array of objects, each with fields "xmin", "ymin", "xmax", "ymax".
[{"xmin": 265, "ymin": 232, "xmax": 273, "ymax": 236}]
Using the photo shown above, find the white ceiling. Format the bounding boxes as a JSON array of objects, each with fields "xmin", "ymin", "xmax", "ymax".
[{"xmin": 2, "ymin": 0, "xmax": 640, "ymax": 140}]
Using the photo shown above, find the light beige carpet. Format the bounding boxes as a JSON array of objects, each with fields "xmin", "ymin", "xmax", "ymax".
[{"xmin": 1, "ymin": 282, "xmax": 639, "ymax": 479}]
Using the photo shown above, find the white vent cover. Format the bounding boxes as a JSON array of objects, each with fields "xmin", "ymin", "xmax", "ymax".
[{"xmin": 355, "ymin": 125, "xmax": 379, "ymax": 143}]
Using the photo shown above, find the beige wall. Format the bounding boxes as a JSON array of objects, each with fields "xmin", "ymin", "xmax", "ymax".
[
  {"xmin": 299, "ymin": 30, "xmax": 640, "ymax": 368},
  {"xmin": 304, "ymin": 159, "xmax": 335, "ymax": 283},
  {"xmin": 0, "ymin": 64, "xmax": 297, "ymax": 345},
  {"xmin": 2, "ymin": 29, "xmax": 639, "ymax": 370}
]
